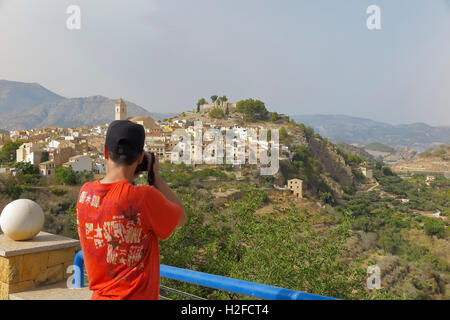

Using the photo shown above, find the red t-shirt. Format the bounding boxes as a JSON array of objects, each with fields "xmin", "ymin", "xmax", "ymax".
[{"xmin": 76, "ymin": 179, "xmax": 182, "ymax": 300}]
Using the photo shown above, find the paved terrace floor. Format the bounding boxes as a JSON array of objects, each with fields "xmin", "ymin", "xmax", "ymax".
[{"xmin": 9, "ymin": 280, "xmax": 92, "ymax": 300}]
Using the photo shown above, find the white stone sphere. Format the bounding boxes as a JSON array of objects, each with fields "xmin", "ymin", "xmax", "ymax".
[{"xmin": 0, "ymin": 199, "xmax": 44, "ymax": 241}]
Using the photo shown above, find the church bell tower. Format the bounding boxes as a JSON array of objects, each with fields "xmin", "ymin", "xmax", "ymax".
[{"xmin": 115, "ymin": 98, "xmax": 127, "ymax": 121}]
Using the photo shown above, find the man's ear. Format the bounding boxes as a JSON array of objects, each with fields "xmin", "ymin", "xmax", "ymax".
[{"xmin": 104, "ymin": 146, "xmax": 109, "ymax": 159}]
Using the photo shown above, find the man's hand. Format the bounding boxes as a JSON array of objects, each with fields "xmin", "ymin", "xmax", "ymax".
[{"xmin": 144, "ymin": 151, "xmax": 159, "ymax": 175}]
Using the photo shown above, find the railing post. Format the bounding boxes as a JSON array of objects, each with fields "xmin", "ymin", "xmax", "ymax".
[{"xmin": 73, "ymin": 250, "xmax": 84, "ymax": 288}]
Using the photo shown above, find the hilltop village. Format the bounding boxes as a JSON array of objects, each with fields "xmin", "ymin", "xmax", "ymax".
[{"xmin": 0, "ymin": 98, "xmax": 306, "ymax": 196}]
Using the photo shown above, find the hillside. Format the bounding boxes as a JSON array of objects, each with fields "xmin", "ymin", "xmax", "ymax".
[
  {"xmin": 391, "ymin": 145, "xmax": 450, "ymax": 175},
  {"xmin": 0, "ymin": 80, "xmax": 63, "ymax": 115},
  {"xmin": 420, "ymin": 145, "xmax": 450, "ymax": 160},
  {"xmin": 291, "ymin": 114, "xmax": 450, "ymax": 151},
  {"xmin": 335, "ymin": 143, "xmax": 376, "ymax": 161},
  {"xmin": 0, "ymin": 80, "xmax": 162, "ymax": 129}
]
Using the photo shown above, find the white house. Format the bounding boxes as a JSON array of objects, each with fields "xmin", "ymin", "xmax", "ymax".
[
  {"xmin": 16, "ymin": 143, "xmax": 42, "ymax": 165},
  {"xmin": 63, "ymin": 155, "xmax": 93, "ymax": 173},
  {"xmin": 47, "ymin": 140, "xmax": 61, "ymax": 151},
  {"xmin": 360, "ymin": 167, "xmax": 373, "ymax": 179},
  {"xmin": 93, "ymin": 159, "xmax": 107, "ymax": 174}
]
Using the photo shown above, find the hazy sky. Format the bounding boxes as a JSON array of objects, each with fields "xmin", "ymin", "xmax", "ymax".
[{"xmin": 0, "ymin": 0, "xmax": 449, "ymax": 126}]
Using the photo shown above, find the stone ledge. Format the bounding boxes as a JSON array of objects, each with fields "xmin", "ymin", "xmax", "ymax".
[{"xmin": 0, "ymin": 232, "xmax": 80, "ymax": 257}]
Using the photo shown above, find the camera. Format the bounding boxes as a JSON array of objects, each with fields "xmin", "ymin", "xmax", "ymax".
[
  {"xmin": 135, "ymin": 152, "xmax": 156, "ymax": 186},
  {"xmin": 135, "ymin": 152, "xmax": 149, "ymax": 173}
]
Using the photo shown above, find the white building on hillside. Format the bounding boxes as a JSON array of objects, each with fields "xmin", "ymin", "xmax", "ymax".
[
  {"xmin": 63, "ymin": 155, "xmax": 93, "ymax": 173},
  {"xmin": 360, "ymin": 167, "xmax": 373, "ymax": 179},
  {"xmin": 16, "ymin": 143, "xmax": 42, "ymax": 165},
  {"xmin": 93, "ymin": 159, "xmax": 107, "ymax": 174},
  {"xmin": 288, "ymin": 178, "xmax": 303, "ymax": 199},
  {"xmin": 47, "ymin": 140, "xmax": 61, "ymax": 151}
]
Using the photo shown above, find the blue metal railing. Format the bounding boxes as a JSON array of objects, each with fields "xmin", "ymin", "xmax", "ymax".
[
  {"xmin": 73, "ymin": 251, "xmax": 337, "ymax": 300},
  {"xmin": 73, "ymin": 250, "xmax": 85, "ymax": 288}
]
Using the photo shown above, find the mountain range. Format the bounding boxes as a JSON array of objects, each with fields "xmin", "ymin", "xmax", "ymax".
[
  {"xmin": 291, "ymin": 114, "xmax": 450, "ymax": 151},
  {"xmin": 0, "ymin": 80, "xmax": 163, "ymax": 130}
]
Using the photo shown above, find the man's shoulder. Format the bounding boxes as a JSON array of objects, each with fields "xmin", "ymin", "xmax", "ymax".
[
  {"xmin": 130, "ymin": 184, "xmax": 156, "ymax": 194},
  {"xmin": 79, "ymin": 180, "xmax": 95, "ymax": 192},
  {"xmin": 129, "ymin": 185, "xmax": 161, "ymax": 205}
]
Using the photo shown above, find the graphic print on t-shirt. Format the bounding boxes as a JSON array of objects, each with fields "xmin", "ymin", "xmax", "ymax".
[{"xmin": 78, "ymin": 190, "xmax": 151, "ymax": 270}]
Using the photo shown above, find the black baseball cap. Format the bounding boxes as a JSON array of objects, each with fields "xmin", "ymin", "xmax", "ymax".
[{"xmin": 105, "ymin": 120, "xmax": 145, "ymax": 156}]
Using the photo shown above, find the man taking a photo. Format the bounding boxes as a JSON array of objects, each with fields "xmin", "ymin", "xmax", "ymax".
[{"xmin": 76, "ymin": 120, "xmax": 187, "ymax": 300}]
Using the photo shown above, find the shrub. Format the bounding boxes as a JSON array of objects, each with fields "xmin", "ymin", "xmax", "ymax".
[
  {"xmin": 51, "ymin": 188, "xmax": 68, "ymax": 196},
  {"xmin": 209, "ymin": 107, "xmax": 225, "ymax": 119},
  {"xmin": 352, "ymin": 169, "xmax": 366, "ymax": 182},
  {"xmin": 50, "ymin": 200, "xmax": 74, "ymax": 215},
  {"xmin": 55, "ymin": 167, "xmax": 78, "ymax": 185},
  {"xmin": 77, "ymin": 171, "xmax": 94, "ymax": 185},
  {"xmin": 6, "ymin": 185, "xmax": 23, "ymax": 199},
  {"xmin": 424, "ymin": 219, "xmax": 446, "ymax": 238},
  {"xmin": 279, "ymin": 127, "xmax": 288, "ymax": 141},
  {"xmin": 14, "ymin": 162, "xmax": 41, "ymax": 185}
]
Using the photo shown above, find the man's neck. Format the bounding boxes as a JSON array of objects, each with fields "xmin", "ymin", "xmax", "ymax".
[{"xmin": 100, "ymin": 166, "xmax": 135, "ymax": 184}]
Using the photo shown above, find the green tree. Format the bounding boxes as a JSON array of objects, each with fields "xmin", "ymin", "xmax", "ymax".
[
  {"xmin": 352, "ymin": 216, "xmax": 374, "ymax": 232},
  {"xmin": 375, "ymin": 161, "xmax": 383, "ymax": 170},
  {"xmin": 55, "ymin": 166, "xmax": 78, "ymax": 185},
  {"xmin": 319, "ymin": 191, "xmax": 333, "ymax": 205},
  {"xmin": 41, "ymin": 150, "xmax": 49, "ymax": 163},
  {"xmin": 15, "ymin": 162, "xmax": 40, "ymax": 176},
  {"xmin": 378, "ymin": 229, "xmax": 403, "ymax": 254},
  {"xmin": 236, "ymin": 99, "xmax": 268, "ymax": 121},
  {"xmin": 0, "ymin": 140, "xmax": 24, "ymax": 163},
  {"xmin": 210, "ymin": 95, "xmax": 218, "ymax": 103},
  {"xmin": 197, "ymin": 98, "xmax": 207, "ymax": 113},
  {"xmin": 382, "ymin": 166, "xmax": 394, "ymax": 176},
  {"xmin": 304, "ymin": 126, "xmax": 315, "ymax": 139},
  {"xmin": 292, "ymin": 146, "xmax": 319, "ymax": 181},
  {"xmin": 269, "ymin": 112, "xmax": 279, "ymax": 122},
  {"xmin": 14, "ymin": 162, "xmax": 41, "ymax": 184}
]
